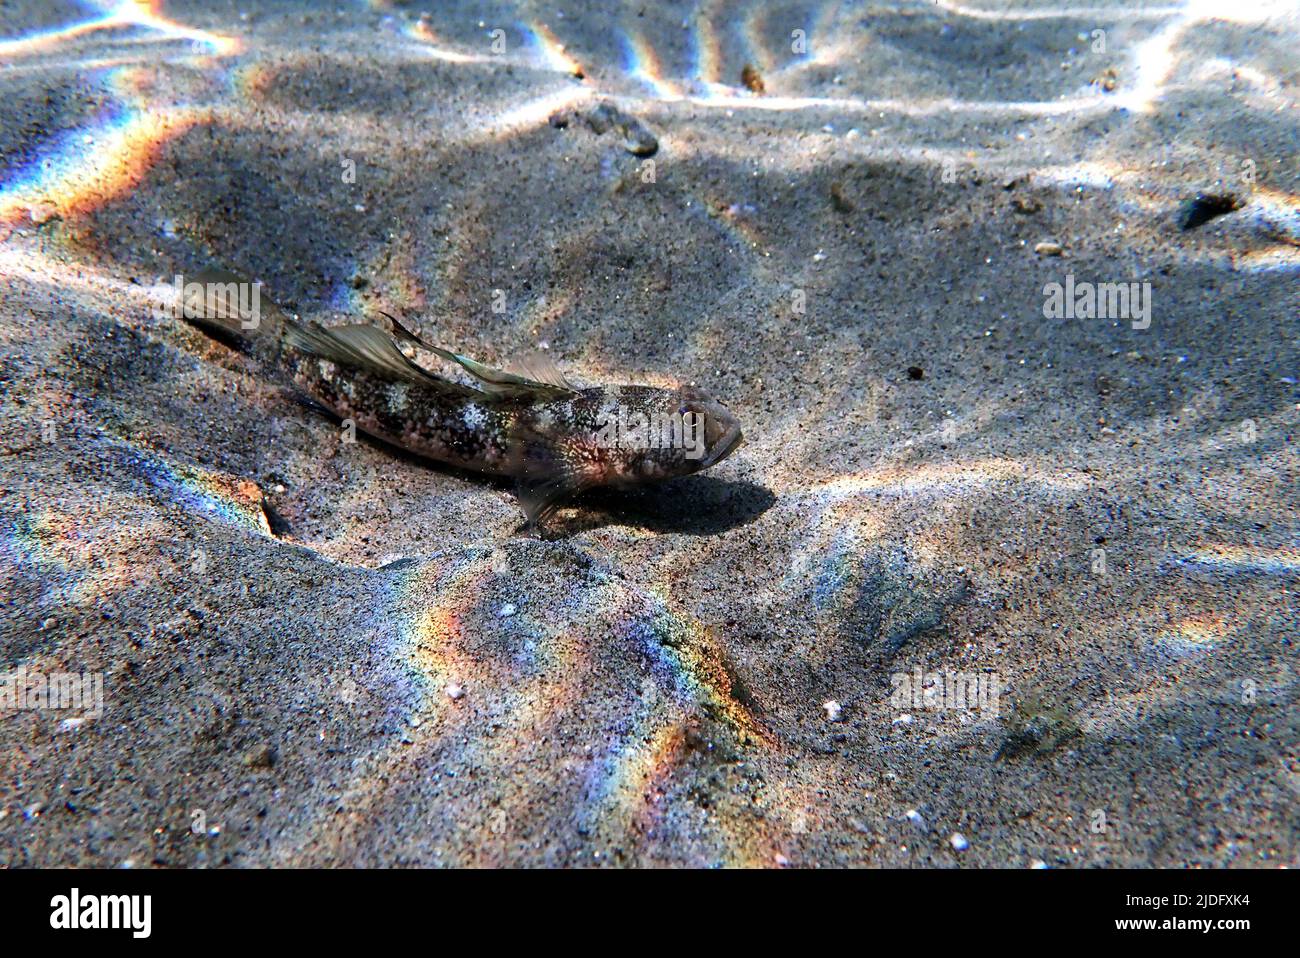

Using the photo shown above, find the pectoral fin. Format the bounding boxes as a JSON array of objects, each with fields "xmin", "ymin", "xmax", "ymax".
[
  {"xmin": 514, "ymin": 474, "xmax": 588, "ymax": 527},
  {"xmin": 506, "ymin": 424, "xmax": 593, "ymax": 526}
]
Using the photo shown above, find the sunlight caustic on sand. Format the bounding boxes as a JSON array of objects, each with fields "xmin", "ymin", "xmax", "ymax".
[{"xmin": 0, "ymin": 0, "xmax": 241, "ymax": 59}]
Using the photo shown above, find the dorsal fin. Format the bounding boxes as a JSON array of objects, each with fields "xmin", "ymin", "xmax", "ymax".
[
  {"xmin": 386, "ymin": 322, "xmax": 579, "ymax": 400},
  {"xmin": 300, "ymin": 306, "xmax": 579, "ymax": 401},
  {"xmin": 420, "ymin": 343, "xmax": 577, "ymax": 399},
  {"xmin": 182, "ymin": 267, "xmax": 290, "ymax": 338},
  {"xmin": 283, "ymin": 321, "xmax": 485, "ymax": 397},
  {"xmin": 506, "ymin": 351, "xmax": 576, "ymax": 393},
  {"xmin": 376, "ymin": 310, "xmax": 427, "ymax": 350}
]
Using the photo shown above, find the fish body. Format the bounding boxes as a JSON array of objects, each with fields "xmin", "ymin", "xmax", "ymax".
[{"xmin": 178, "ymin": 269, "xmax": 742, "ymax": 523}]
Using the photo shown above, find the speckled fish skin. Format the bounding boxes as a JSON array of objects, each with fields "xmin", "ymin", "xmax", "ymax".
[
  {"xmin": 284, "ymin": 347, "xmax": 513, "ymax": 473},
  {"xmin": 181, "ymin": 269, "xmax": 743, "ymax": 522},
  {"xmin": 286, "ymin": 348, "xmax": 739, "ymax": 485}
]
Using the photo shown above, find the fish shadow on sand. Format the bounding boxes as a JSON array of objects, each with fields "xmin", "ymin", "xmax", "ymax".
[{"xmin": 537, "ymin": 476, "xmax": 776, "ymax": 537}]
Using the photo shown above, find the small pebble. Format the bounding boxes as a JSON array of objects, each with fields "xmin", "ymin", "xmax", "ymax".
[
  {"xmin": 822, "ymin": 699, "xmax": 842, "ymax": 722},
  {"xmin": 242, "ymin": 743, "xmax": 276, "ymax": 768},
  {"xmin": 1034, "ymin": 241, "xmax": 1064, "ymax": 256},
  {"xmin": 892, "ymin": 714, "xmax": 913, "ymax": 725},
  {"xmin": 1093, "ymin": 67, "xmax": 1119, "ymax": 92},
  {"xmin": 1177, "ymin": 192, "xmax": 1241, "ymax": 231},
  {"xmin": 950, "ymin": 832, "xmax": 970, "ymax": 851},
  {"xmin": 621, "ymin": 124, "xmax": 658, "ymax": 157},
  {"xmin": 586, "ymin": 102, "xmax": 616, "ymax": 134},
  {"xmin": 905, "ymin": 808, "xmax": 927, "ymax": 831},
  {"xmin": 499, "ymin": 603, "xmax": 517, "ymax": 618},
  {"xmin": 584, "ymin": 102, "xmax": 658, "ymax": 156},
  {"xmin": 29, "ymin": 203, "xmax": 57, "ymax": 225},
  {"xmin": 445, "ymin": 682, "xmax": 465, "ymax": 701}
]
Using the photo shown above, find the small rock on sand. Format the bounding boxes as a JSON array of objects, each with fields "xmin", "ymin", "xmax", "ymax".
[{"xmin": 242, "ymin": 744, "xmax": 276, "ymax": 768}]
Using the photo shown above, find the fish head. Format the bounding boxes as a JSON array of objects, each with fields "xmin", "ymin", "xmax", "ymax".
[
  {"xmin": 673, "ymin": 384, "xmax": 743, "ymax": 470},
  {"xmin": 510, "ymin": 383, "xmax": 744, "ymax": 521},
  {"xmin": 580, "ymin": 384, "xmax": 743, "ymax": 485}
]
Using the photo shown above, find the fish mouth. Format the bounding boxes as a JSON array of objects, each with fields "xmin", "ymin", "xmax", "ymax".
[
  {"xmin": 678, "ymin": 387, "xmax": 743, "ymax": 469},
  {"xmin": 700, "ymin": 419, "xmax": 743, "ymax": 468}
]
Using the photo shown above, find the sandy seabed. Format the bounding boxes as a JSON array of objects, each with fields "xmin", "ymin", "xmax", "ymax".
[{"xmin": 0, "ymin": 0, "xmax": 1296, "ymax": 867}]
